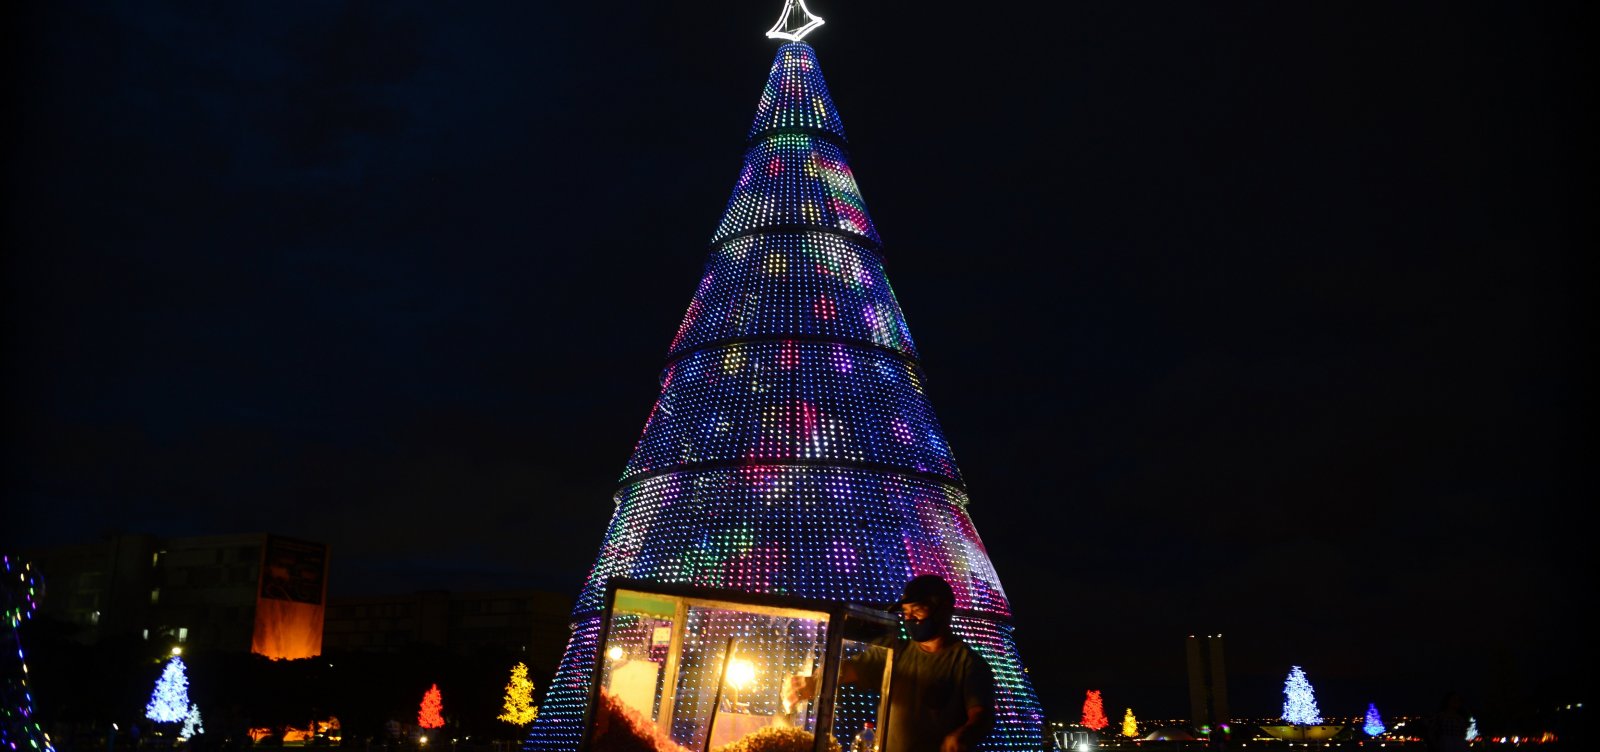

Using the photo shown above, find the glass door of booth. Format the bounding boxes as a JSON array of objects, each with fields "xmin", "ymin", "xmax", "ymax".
[{"xmin": 584, "ymin": 580, "xmax": 896, "ymax": 752}]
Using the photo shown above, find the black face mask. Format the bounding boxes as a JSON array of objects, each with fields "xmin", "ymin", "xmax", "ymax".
[{"xmin": 905, "ymin": 617, "xmax": 940, "ymax": 642}]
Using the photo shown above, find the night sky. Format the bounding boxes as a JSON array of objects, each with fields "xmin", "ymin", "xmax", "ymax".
[{"xmin": 3, "ymin": 1, "xmax": 1587, "ymax": 725}]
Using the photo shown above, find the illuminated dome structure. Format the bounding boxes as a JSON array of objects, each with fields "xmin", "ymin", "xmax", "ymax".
[{"xmin": 525, "ymin": 32, "xmax": 1046, "ymax": 752}]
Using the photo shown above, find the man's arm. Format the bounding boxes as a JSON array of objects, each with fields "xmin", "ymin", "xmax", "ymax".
[{"xmin": 942, "ymin": 705, "xmax": 992, "ymax": 752}]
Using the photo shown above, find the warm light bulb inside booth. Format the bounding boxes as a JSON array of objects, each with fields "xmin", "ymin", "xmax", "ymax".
[{"xmin": 725, "ymin": 657, "xmax": 757, "ymax": 689}]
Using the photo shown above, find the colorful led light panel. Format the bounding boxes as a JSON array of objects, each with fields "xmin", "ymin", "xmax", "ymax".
[
  {"xmin": 663, "ymin": 608, "xmax": 825, "ymax": 748},
  {"xmin": 711, "ymin": 134, "xmax": 879, "ymax": 246},
  {"xmin": 580, "ymin": 466, "xmax": 1008, "ymax": 617},
  {"xmin": 668, "ymin": 232, "xmax": 917, "ymax": 359},
  {"xmin": 949, "ymin": 616, "xmax": 1049, "ymax": 749},
  {"xmin": 529, "ymin": 618, "xmax": 602, "ymax": 752},
  {"xmin": 624, "ymin": 341, "xmax": 959, "ymax": 483},
  {"xmin": 748, "ymin": 43, "xmax": 847, "ymax": 141}
]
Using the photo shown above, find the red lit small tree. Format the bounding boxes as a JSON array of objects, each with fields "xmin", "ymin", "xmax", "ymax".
[
  {"xmin": 418, "ymin": 684, "xmax": 445, "ymax": 729},
  {"xmin": 1081, "ymin": 690, "xmax": 1109, "ymax": 731}
]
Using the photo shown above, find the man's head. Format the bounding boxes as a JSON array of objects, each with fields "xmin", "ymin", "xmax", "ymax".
[{"xmin": 890, "ymin": 574, "xmax": 955, "ymax": 642}]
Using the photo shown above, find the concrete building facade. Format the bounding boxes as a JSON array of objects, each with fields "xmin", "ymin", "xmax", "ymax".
[{"xmin": 23, "ymin": 531, "xmax": 328, "ymax": 657}]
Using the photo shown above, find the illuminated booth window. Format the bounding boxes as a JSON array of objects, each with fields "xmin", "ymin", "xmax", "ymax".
[{"xmin": 584, "ymin": 579, "xmax": 897, "ymax": 752}]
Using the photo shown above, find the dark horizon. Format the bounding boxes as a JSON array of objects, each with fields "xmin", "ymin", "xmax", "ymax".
[{"xmin": 3, "ymin": 0, "xmax": 1586, "ymax": 728}]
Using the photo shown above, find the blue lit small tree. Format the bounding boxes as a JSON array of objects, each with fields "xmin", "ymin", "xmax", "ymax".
[
  {"xmin": 1281, "ymin": 666, "xmax": 1323, "ymax": 726},
  {"xmin": 1362, "ymin": 703, "xmax": 1385, "ymax": 736},
  {"xmin": 146, "ymin": 656, "xmax": 191, "ymax": 724},
  {"xmin": 179, "ymin": 703, "xmax": 204, "ymax": 741}
]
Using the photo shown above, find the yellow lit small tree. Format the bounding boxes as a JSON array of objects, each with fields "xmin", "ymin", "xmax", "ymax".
[
  {"xmin": 498, "ymin": 662, "xmax": 539, "ymax": 727},
  {"xmin": 1122, "ymin": 708, "xmax": 1138, "ymax": 738}
]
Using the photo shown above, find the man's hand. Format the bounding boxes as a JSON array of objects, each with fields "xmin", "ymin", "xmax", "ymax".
[
  {"xmin": 942, "ymin": 705, "xmax": 988, "ymax": 752},
  {"xmin": 783, "ymin": 674, "xmax": 818, "ymax": 709}
]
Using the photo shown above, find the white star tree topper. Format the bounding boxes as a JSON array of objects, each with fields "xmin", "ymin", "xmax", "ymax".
[{"xmin": 766, "ymin": 0, "xmax": 825, "ymax": 42}]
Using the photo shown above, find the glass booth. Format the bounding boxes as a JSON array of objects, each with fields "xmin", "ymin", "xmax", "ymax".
[{"xmin": 582, "ymin": 579, "xmax": 899, "ymax": 752}]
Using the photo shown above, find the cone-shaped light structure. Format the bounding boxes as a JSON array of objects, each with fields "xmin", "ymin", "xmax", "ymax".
[{"xmin": 524, "ymin": 41, "xmax": 1046, "ymax": 752}]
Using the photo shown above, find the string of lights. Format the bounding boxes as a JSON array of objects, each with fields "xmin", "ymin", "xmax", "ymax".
[{"xmin": 2, "ymin": 555, "xmax": 57, "ymax": 752}]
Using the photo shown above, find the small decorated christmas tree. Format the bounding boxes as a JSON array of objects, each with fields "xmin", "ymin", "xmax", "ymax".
[
  {"xmin": 1081, "ymin": 690, "xmax": 1108, "ymax": 731},
  {"xmin": 179, "ymin": 703, "xmax": 205, "ymax": 740},
  {"xmin": 1466, "ymin": 716, "xmax": 1478, "ymax": 741},
  {"xmin": 1121, "ymin": 708, "xmax": 1138, "ymax": 738},
  {"xmin": 146, "ymin": 656, "xmax": 191, "ymax": 724},
  {"xmin": 1280, "ymin": 666, "xmax": 1323, "ymax": 726},
  {"xmin": 1362, "ymin": 703, "xmax": 1385, "ymax": 736},
  {"xmin": 499, "ymin": 662, "xmax": 539, "ymax": 726},
  {"xmin": 418, "ymin": 684, "xmax": 445, "ymax": 729}
]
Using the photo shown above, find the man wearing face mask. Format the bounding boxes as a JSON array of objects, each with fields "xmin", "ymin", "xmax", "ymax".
[{"xmin": 784, "ymin": 574, "xmax": 995, "ymax": 752}]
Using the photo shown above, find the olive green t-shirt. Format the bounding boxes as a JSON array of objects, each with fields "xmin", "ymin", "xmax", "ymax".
[{"xmin": 847, "ymin": 638, "xmax": 994, "ymax": 752}]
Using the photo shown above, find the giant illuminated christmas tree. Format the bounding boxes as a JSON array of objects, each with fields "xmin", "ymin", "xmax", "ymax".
[{"xmin": 524, "ymin": 4, "xmax": 1046, "ymax": 750}]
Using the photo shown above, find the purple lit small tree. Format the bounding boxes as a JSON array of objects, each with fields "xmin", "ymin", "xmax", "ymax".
[{"xmin": 1362, "ymin": 702, "xmax": 1385, "ymax": 736}]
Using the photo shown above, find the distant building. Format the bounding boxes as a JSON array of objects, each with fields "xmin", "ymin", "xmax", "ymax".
[
  {"xmin": 1186, "ymin": 633, "xmax": 1230, "ymax": 738},
  {"xmin": 322, "ymin": 588, "xmax": 572, "ymax": 667},
  {"xmin": 22, "ymin": 531, "xmax": 329, "ymax": 659}
]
